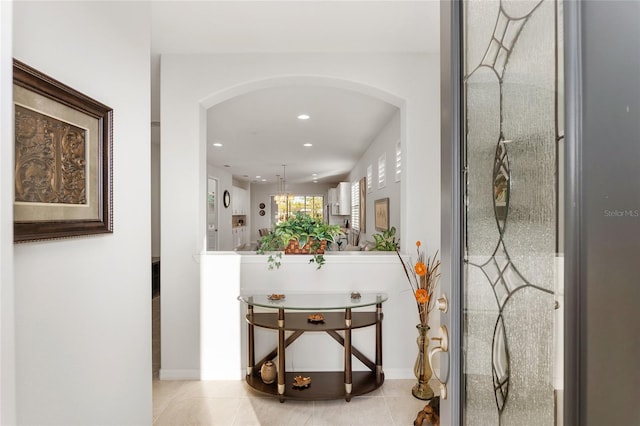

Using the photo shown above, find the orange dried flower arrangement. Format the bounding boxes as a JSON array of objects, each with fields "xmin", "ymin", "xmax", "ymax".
[{"xmin": 396, "ymin": 241, "xmax": 440, "ymax": 328}]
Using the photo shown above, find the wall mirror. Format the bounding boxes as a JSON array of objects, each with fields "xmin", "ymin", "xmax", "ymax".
[{"xmin": 223, "ymin": 190, "xmax": 230, "ymax": 208}]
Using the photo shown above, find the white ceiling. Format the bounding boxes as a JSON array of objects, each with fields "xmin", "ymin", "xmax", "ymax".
[
  {"xmin": 150, "ymin": 1, "xmax": 439, "ymax": 184},
  {"xmin": 151, "ymin": 1, "xmax": 439, "ymax": 56},
  {"xmin": 207, "ymin": 85, "xmax": 399, "ymax": 184}
]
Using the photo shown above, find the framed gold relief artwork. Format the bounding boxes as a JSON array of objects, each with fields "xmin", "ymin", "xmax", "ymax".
[{"xmin": 13, "ymin": 59, "xmax": 113, "ymax": 242}]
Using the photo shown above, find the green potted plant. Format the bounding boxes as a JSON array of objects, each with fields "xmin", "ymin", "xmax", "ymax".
[
  {"xmin": 369, "ymin": 226, "xmax": 400, "ymax": 251},
  {"xmin": 257, "ymin": 212, "xmax": 344, "ymax": 269}
]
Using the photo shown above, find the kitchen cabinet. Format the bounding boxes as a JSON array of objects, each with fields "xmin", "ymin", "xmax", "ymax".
[
  {"xmin": 232, "ymin": 186, "xmax": 250, "ymax": 215},
  {"xmin": 232, "ymin": 226, "xmax": 248, "ymax": 248},
  {"xmin": 330, "ymin": 182, "xmax": 351, "ymax": 216},
  {"xmin": 328, "ymin": 188, "xmax": 337, "ymax": 211}
]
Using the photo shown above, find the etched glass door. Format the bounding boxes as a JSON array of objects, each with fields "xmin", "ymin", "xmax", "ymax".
[{"xmin": 461, "ymin": 1, "xmax": 564, "ymax": 424}]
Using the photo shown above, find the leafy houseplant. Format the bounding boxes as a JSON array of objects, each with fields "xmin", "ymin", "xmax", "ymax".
[
  {"xmin": 257, "ymin": 212, "xmax": 343, "ymax": 269},
  {"xmin": 370, "ymin": 226, "xmax": 400, "ymax": 251}
]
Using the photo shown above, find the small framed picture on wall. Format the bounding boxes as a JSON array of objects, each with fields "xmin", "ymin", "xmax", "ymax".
[{"xmin": 374, "ymin": 198, "xmax": 389, "ymax": 231}]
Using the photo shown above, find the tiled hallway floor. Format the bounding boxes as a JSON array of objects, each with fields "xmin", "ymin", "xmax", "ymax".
[{"xmin": 153, "ymin": 378, "xmax": 438, "ymax": 425}]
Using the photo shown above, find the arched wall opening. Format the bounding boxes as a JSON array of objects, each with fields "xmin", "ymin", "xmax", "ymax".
[
  {"xmin": 198, "ymin": 75, "xmax": 407, "ymax": 253},
  {"xmin": 159, "ymin": 53, "xmax": 440, "ymax": 380}
]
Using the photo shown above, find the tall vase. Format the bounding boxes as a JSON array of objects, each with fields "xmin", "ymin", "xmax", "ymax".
[{"xmin": 412, "ymin": 324, "xmax": 435, "ymax": 400}]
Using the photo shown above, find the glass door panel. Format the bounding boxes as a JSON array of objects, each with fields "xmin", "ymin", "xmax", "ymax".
[{"xmin": 462, "ymin": 1, "xmax": 563, "ymax": 424}]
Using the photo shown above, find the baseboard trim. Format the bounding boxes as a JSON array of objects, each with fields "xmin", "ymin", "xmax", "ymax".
[
  {"xmin": 382, "ymin": 368, "xmax": 415, "ymax": 380},
  {"xmin": 158, "ymin": 369, "xmax": 200, "ymax": 380},
  {"xmin": 200, "ymin": 369, "xmax": 245, "ymax": 381}
]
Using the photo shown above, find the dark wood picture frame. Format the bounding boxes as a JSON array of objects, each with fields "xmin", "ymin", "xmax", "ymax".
[
  {"xmin": 374, "ymin": 198, "xmax": 389, "ymax": 231},
  {"xmin": 13, "ymin": 59, "xmax": 113, "ymax": 242}
]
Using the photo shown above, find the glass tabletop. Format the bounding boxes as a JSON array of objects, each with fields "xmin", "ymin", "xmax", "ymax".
[{"xmin": 238, "ymin": 292, "xmax": 388, "ymax": 310}]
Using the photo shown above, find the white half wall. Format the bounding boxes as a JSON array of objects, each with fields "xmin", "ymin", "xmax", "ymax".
[
  {"xmin": 200, "ymin": 253, "xmax": 242, "ymax": 380},
  {"xmin": 0, "ymin": 1, "xmax": 16, "ymax": 423},
  {"xmin": 13, "ymin": 2, "xmax": 152, "ymax": 425},
  {"xmin": 161, "ymin": 53, "xmax": 440, "ymax": 378},
  {"xmin": 195, "ymin": 252, "xmax": 418, "ymax": 381}
]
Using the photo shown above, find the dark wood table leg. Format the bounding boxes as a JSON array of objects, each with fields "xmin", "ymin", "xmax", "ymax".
[
  {"xmin": 344, "ymin": 308, "xmax": 352, "ymax": 401},
  {"xmin": 277, "ymin": 308, "xmax": 285, "ymax": 402},
  {"xmin": 247, "ymin": 304, "xmax": 255, "ymax": 377},
  {"xmin": 376, "ymin": 302, "xmax": 383, "ymax": 382}
]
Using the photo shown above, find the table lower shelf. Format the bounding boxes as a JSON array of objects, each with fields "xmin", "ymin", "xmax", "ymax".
[{"xmin": 246, "ymin": 370, "xmax": 385, "ymax": 401}]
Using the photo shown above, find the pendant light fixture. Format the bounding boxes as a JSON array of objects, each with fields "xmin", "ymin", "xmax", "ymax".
[{"xmin": 274, "ymin": 164, "xmax": 290, "ymax": 206}]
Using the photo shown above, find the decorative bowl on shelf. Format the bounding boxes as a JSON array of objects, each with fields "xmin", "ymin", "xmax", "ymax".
[
  {"xmin": 267, "ymin": 294, "xmax": 285, "ymax": 301},
  {"xmin": 292, "ymin": 375, "xmax": 312, "ymax": 388},
  {"xmin": 307, "ymin": 313, "xmax": 325, "ymax": 323},
  {"xmin": 350, "ymin": 291, "xmax": 362, "ymax": 300}
]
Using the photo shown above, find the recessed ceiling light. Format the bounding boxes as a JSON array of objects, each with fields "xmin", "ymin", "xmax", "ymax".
[
  {"xmin": 312, "ymin": 173, "xmax": 318, "ymax": 177},
  {"xmin": 303, "ymin": 143, "xmax": 313, "ymax": 147},
  {"xmin": 256, "ymin": 175, "xmax": 261, "ymax": 179},
  {"xmin": 297, "ymin": 114, "xmax": 310, "ymax": 120},
  {"xmin": 213, "ymin": 143, "xmax": 223, "ymax": 147},
  {"xmin": 261, "ymin": 178, "xmax": 267, "ymax": 182},
  {"xmin": 313, "ymin": 180, "xmax": 318, "ymax": 183}
]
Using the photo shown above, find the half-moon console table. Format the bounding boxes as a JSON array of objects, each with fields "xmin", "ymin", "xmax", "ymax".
[{"xmin": 238, "ymin": 292, "xmax": 387, "ymax": 402}]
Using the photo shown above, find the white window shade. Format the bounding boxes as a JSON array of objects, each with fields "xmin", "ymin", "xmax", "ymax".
[
  {"xmin": 378, "ymin": 153, "xmax": 386, "ymax": 189},
  {"xmin": 395, "ymin": 140, "xmax": 401, "ymax": 182},
  {"xmin": 351, "ymin": 181, "xmax": 360, "ymax": 231}
]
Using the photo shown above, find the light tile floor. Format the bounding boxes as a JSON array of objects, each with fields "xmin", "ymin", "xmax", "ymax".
[{"xmin": 152, "ymin": 378, "xmax": 439, "ymax": 426}]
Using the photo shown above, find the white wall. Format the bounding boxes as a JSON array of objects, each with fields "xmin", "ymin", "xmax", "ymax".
[
  {"xmin": 161, "ymin": 53, "xmax": 440, "ymax": 378},
  {"xmin": 349, "ymin": 109, "xmax": 401, "ymax": 244},
  {"xmin": 0, "ymin": 1, "xmax": 16, "ymax": 423},
  {"xmin": 13, "ymin": 2, "xmax": 152, "ymax": 424}
]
